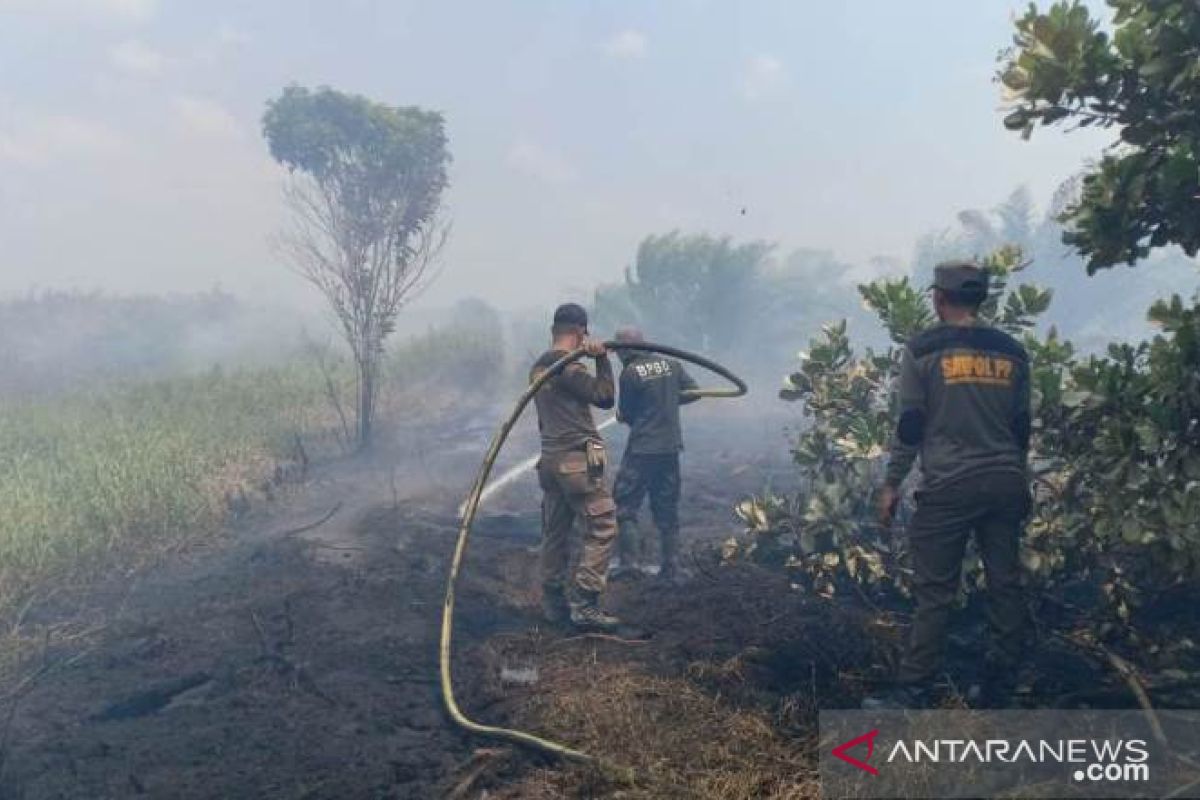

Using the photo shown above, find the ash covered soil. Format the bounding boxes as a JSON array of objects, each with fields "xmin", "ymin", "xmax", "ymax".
[{"xmin": 0, "ymin": 403, "xmax": 832, "ymax": 799}]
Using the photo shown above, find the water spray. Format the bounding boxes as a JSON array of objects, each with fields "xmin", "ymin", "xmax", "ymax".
[
  {"xmin": 438, "ymin": 341, "xmax": 746, "ymax": 767},
  {"xmin": 456, "ymin": 417, "xmax": 618, "ymax": 518}
]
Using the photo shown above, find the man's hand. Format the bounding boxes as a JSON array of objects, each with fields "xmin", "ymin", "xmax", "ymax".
[
  {"xmin": 582, "ymin": 337, "xmax": 607, "ymax": 358},
  {"xmin": 877, "ymin": 485, "xmax": 900, "ymax": 527}
]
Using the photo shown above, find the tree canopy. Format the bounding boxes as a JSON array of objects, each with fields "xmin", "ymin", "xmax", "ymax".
[
  {"xmin": 262, "ymin": 85, "xmax": 450, "ymax": 446},
  {"xmin": 621, "ymin": 232, "xmax": 772, "ymax": 354},
  {"xmin": 999, "ymin": 0, "xmax": 1200, "ymax": 272},
  {"xmin": 263, "ymin": 85, "xmax": 448, "ymax": 248},
  {"xmin": 592, "ymin": 233, "xmax": 869, "ymax": 376}
]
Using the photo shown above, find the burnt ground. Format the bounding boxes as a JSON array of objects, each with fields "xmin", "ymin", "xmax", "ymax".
[
  {"xmin": 3, "ymin": 397, "xmax": 1174, "ymax": 798},
  {"xmin": 0, "ymin": 402, "xmax": 819, "ymax": 799}
]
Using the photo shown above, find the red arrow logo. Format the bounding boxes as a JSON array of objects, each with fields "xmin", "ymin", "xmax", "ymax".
[{"xmin": 832, "ymin": 729, "xmax": 880, "ymax": 775}]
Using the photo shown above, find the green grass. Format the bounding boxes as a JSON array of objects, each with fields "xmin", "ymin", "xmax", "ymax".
[
  {"xmin": 0, "ymin": 318, "xmax": 508, "ymax": 624},
  {"xmin": 0, "ymin": 364, "xmax": 338, "ymax": 618}
]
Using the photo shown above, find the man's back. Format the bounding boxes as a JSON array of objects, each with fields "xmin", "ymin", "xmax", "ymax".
[
  {"xmin": 868, "ymin": 263, "xmax": 1034, "ymax": 711},
  {"xmin": 889, "ymin": 322, "xmax": 1031, "ymax": 490},
  {"xmin": 618, "ymin": 354, "xmax": 697, "ymax": 455},
  {"xmin": 530, "ymin": 349, "xmax": 615, "ymax": 453}
]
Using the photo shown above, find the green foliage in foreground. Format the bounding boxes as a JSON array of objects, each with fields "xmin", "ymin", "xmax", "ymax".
[
  {"xmin": 734, "ymin": 246, "xmax": 1200, "ymax": 644},
  {"xmin": 999, "ymin": 0, "xmax": 1200, "ymax": 272}
]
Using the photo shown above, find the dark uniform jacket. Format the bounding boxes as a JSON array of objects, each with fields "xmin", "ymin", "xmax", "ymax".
[
  {"xmin": 617, "ymin": 353, "xmax": 698, "ymax": 455},
  {"xmin": 530, "ymin": 349, "xmax": 615, "ymax": 454},
  {"xmin": 885, "ymin": 322, "xmax": 1031, "ymax": 491}
]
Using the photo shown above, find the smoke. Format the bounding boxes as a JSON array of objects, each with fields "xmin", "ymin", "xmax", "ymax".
[{"xmin": 0, "ymin": 289, "xmax": 318, "ymax": 398}]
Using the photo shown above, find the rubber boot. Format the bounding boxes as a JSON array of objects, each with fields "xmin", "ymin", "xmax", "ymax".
[
  {"xmin": 971, "ymin": 652, "xmax": 1021, "ymax": 709},
  {"xmin": 659, "ymin": 527, "xmax": 682, "ymax": 584},
  {"xmin": 612, "ymin": 520, "xmax": 639, "ymax": 579},
  {"xmin": 541, "ymin": 584, "xmax": 570, "ymax": 626},
  {"xmin": 568, "ymin": 589, "xmax": 620, "ymax": 632}
]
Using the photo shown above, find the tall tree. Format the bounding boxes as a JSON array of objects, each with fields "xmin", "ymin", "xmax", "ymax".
[
  {"xmin": 262, "ymin": 85, "xmax": 450, "ymax": 447},
  {"xmin": 999, "ymin": 0, "xmax": 1200, "ymax": 272},
  {"xmin": 620, "ymin": 232, "xmax": 772, "ymax": 354},
  {"xmin": 592, "ymin": 235, "xmax": 866, "ymax": 372}
]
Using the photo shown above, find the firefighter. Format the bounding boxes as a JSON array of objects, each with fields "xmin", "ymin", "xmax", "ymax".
[
  {"xmin": 529, "ymin": 303, "xmax": 621, "ymax": 631},
  {"xmin": 863, "ymin": 262, "xmax": 1033, "ymax": 709},
  {"xmin": 611, "ymin": 326, "xmax": 700, "ymax": 582}
]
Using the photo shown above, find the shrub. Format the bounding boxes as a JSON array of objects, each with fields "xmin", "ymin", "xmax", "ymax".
[{"xmin": 730, "ymin": 245, "xmax": 1200, "ymax": 645}]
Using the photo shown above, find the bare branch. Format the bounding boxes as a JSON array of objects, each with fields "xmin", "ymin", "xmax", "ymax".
[{"xmin": 273, "ymin": 169, "xmax": 448, "ymax": 447}]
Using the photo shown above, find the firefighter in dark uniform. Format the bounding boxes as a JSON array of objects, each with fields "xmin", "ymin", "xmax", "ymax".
[
  {"xmin": 530, "ymin": 303, "xmax": 621, "ymax": 631},
  {"xmin": 864, "ymin": 262, "xmax": 1033, "ymax": 709},
  {"xmin": 611, "ymin": 326, "xmax": 700, "ymax": 582}
]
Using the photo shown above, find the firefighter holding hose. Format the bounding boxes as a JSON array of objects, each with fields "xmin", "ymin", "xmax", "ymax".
[
  {"xmin": 530, "ymin": 303, "xmax": 621, "ymax": 631},
  {"xmin": 440, "ymin": 310, "xmax": 747, "ymax": 759},
  {"xmin": 864, "ymin": 262, "xmax": 1033, "ymax": 710},
  {"xmin": 611, "ymin": 325, "xmax": 700, "ymax": 582}
]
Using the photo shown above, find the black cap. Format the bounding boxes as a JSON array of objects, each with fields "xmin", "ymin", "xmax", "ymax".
[
  {"xmin": 552, "ymin": 303, "xmax": 588, "ymax": 330},
  {"xmin": 931, "ymin": 261, "xmax": 989, "ymax": 295}
]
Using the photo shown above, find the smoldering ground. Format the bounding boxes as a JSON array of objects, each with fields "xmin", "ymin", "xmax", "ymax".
[
  {"xmin": 0, "ymin": 360, "xmax": 812, "ymax": 799},
  {"xmin": 3, "ymin": 227, "xmax": 1199, "ymax": 798}
]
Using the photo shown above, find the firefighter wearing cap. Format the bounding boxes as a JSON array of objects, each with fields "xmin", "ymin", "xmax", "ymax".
[
  {"xmin": 529, "ymin": 303, "xmax": 621, "ymax": 631},
  {"xmin": 864, "ymin": 261, "xmax": 1033, "ymax": 710},
  {"xmin": 611, "ymin": 326, "xmax": 700, "ymax": 581}
]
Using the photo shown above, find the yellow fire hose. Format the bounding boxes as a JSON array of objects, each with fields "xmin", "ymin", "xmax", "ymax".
[{"xmin": 438, "ymin": 341, "xmax": 747, "ymax": 767}]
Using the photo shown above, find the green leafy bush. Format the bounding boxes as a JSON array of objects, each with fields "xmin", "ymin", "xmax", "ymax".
[
  {"xmin": 731, "ymin": 246, "xmax": 1200, "ymax": 642},
  {"xmin": 999, "ymin": 0, "xmax": 1200, "ymax": 271}
]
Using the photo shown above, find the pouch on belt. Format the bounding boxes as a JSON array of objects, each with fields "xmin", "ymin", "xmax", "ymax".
[{"xmin": 585, "ymin": 439, "xmax": 607, "ymax": 479}]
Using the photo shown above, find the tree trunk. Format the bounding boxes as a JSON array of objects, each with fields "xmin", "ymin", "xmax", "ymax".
[{"xmin": 356, "ymin": 355, "xmax": 374, "ymax": 450}]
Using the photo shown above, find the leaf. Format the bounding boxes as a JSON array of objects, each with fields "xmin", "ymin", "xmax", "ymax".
[
  {"xmin": 1139, "ymin": 56, "xmax": 1174, "ymax": 78},
  {"xmin": 1003, "ymin": 109, "xmax": 1031, "ymax": 130},
  {"xmin": 1041, "ymin": 106, "xmax": 1072, "ymax": 124},
  {"xmin": 1061, "ymin": 390, "xmax": 1094, "ymax": 408}
]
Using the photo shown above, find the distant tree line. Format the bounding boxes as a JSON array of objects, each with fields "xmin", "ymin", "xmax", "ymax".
[
  {"xmin": 591, "ymin": 231, "xmax": 872, "ymax": 377},
  {"xmin": 0, "ymin": 289, "xmax": 272, "ymax": 397}
]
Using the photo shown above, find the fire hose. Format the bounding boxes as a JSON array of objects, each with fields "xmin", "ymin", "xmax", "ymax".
[{"xmin": 438, "ymin": 341, "xmax": 747, "ymax": 767}]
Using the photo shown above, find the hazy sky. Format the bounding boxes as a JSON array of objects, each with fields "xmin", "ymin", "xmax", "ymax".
[{"xmin": 0, "ymin": 0, "xmax": 1113, "ymax": 312}]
